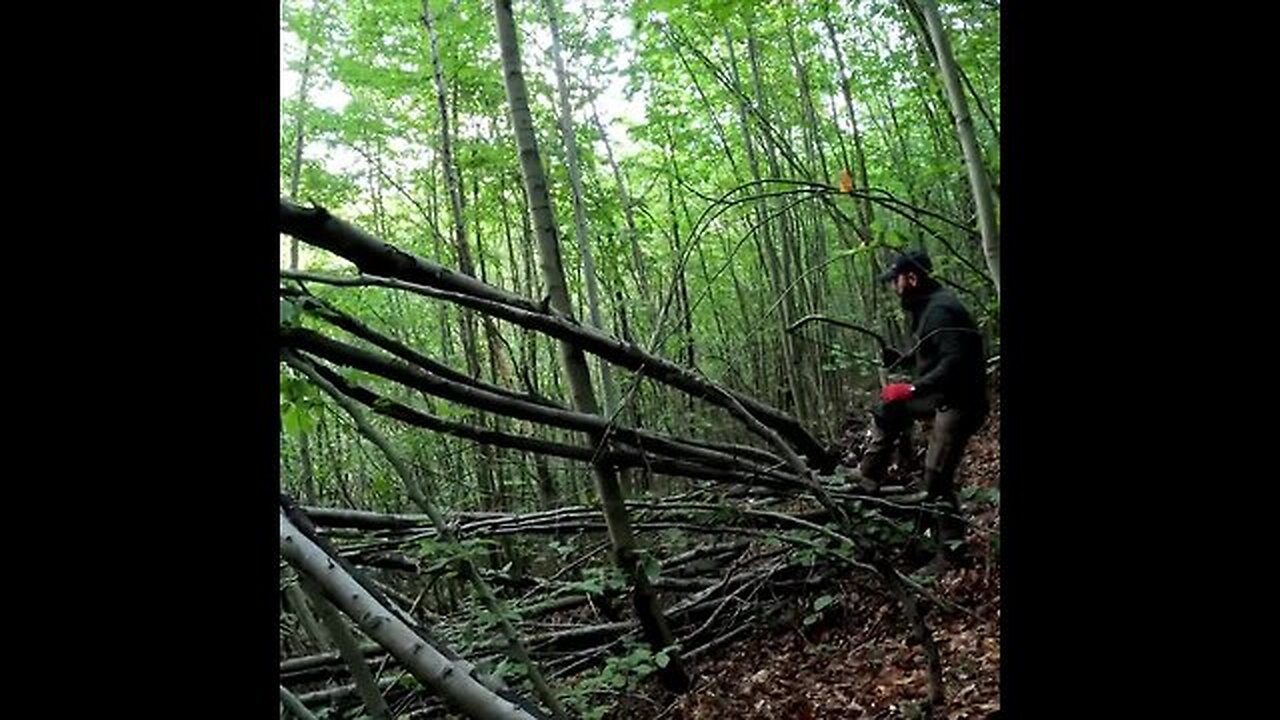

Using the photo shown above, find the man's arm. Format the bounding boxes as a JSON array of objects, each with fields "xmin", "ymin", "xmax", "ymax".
[{"xmin": 910, "ymin": 306, "xmax": 978, "ymax": 397}]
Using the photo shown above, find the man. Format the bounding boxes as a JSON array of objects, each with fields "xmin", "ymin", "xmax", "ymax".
[{"xmin": 849, "ymin": 249, "xmax": 989, "ymax": 563}]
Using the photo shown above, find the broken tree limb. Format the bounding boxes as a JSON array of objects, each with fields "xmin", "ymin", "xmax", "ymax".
[
  {"xmin": 278, "ymin": 206, "xmax": 828, "ymax": 464},
  {"xmin": 294, "ymin": 675, "xmax": 399, "ymax": 706},
  {"xmin": 280, "ymin": 506, "xmax": 545, "ymax": 720},
  {"xmin": 302, "ymin": 350, "xmax": 786, "ymax": 477},
  {"xmin": 286, "ymin": 352, "xmax": 570, "ymax": 719},
  {"xmin": 663, "ymin": 540, "xmax": 751, "ymax": 573},
  {"xmin": 700, "ymin": 381, "xmax": 849, "ymax": 525},
  {"xmin": 290, "ymin": 511, "xmax": 951, "ymax": 708},
  {"xmin": 879, "ymin": 560, "xmax": 945, "ymax": 708},
  {"xmin": 283, "ymin": 574, "xmax": 330, "ymax": 651},
  {"xmin": 324, "ymin": 502, "xmax": 834, "ymax": 561},
  {"xmin": 299, "ymin": 574, "xmax": 392, "ymax": 719},
  {"xmin": 686, "ymin": 622, "xmax": 752, "ymax": 662},
  {"xmin": 282, "ymin": 287, "xmax": 563, "ymax": 411},
  {"xmin": 282, "ymin": 332, "xmax": 792, "ymax": 482},
  {"xmin": 282, "ymin": 642, "xmax": 385, "ymax": 674},
  {"xmin": 283, "ymin": 659, "xmax": 376, "ymax": 686},
  {"xmin": 788, "ymin": 315, "xmax": 890, "ymax": 351},
  {"xmin": 280, "ymin": 684, "xmax": 320, "ymax": 720},
  {"xmin": 292, "ymin": 271, "xmax": 819, "ymax": 466},
  {"xmin": 281, "ymin": 200, "xmax": 538, "ymax": 312},
  {"xmin": 297, "ymin": 358, "xmax": 800, "ymax": 490}
]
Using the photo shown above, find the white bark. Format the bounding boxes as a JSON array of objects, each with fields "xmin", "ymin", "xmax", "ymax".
[{"xmin": 279, "ymin": 509, "xmax": 539, "ymax": 720}]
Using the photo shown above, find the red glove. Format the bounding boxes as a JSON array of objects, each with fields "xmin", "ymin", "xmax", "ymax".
[{"xmin": 881, "ymin": 383, "xmax": 914, "ymax": 403}]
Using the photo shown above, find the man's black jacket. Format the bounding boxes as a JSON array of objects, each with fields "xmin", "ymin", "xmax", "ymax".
[{"xmin": 900, "ymin": 282, "xmax": 988, "ymax": 413}]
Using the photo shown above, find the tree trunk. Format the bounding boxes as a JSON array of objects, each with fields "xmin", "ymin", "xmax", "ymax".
[
  {"xmin": 900, "ymin": 0, "xmax": 1000, "ymax": 147},
  {"xmin": 286, "ymin": 10, "xmax": 322, "ymax": 514},
  {"xmin": 516, "ymin": 184, "xmax": 561, "ymax": 508},
  {"xmin": 287, "ymin": 353, "xmax": 569, "ymax": 718},
  {"xmin": 421, "ymin": 0, "xmax": 484, "ymax": 376},
  {"xmin": 821, "ymin": 5, "xmax": 874, "ymax": 233},
  {"xmin": 783, "ymin": 23, "xmax": 835, "ymax": 411},
  {"xmin": 502, "ymin": 181, "xmax": 560, "ymax": 510},
  {"xmin": 492, "ymin": 0, "xmax": 691, "ymax": 692},
  {"xmin": 423, "ymin": 0, "xmax": 513, "ymax": 517},
  {"xmin": 615, "ymin": 296, "xmax": 652, "ymax": 494},
  {"xmin": 297, "ymin": 432, "xmax": 316, "ymax": 504},
  {"xmin": 916, "ymin": 0, "xmax": 1000, "ymax": 296},
  {"xmin": 286, "ymin": 2, "xmax": 322, "ymax": 270},
  {"xmin": 543, "ymin": 0, "xmax": 619, "ymax": 419},
  {"xmin": 299, "ymin": 576, "xmax": 392, "ymax": 720},
  {"xmin": 724, "ymin": 28, "xmax": 805, "ymax": 416},
  {"xmin": 665, "ymin": 160, "xmax": 695, "ymax": 378},
  {"xmin": 820, "ymin": 5, "xmax": 893, "ymax": 380},
  {"xmin": 280, "ymin": 508, "xmax": 541, "ymax": 720},
  {"xmin": 284, "ymin": 579, "xmax": 329, "ymax": 651},
  {"xmin": 745, "ymin": 27, "xmax": 811, "ymax": 423},
  {"xmin": 279, "ymin": 684, "xmax": 319, "ymax": 720},
  {"xmin": 589, "ymin": 101, "xmax": 649, "ymax": 314}
]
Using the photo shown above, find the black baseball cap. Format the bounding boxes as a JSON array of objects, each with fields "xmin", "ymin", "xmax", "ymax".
[{"xmin": 879, "ymin": 249, "xmax": 933, "ymax": 283}]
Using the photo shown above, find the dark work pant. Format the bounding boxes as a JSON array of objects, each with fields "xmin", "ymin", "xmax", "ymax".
[{"xmin": 858, "ymin": 396, "xmax": 985, "ymax": 539}]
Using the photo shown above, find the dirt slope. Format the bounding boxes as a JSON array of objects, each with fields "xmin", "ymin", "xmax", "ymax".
[{"xmin": 615, "ymin": 378, "xmax": 1001, "ymax": 719}]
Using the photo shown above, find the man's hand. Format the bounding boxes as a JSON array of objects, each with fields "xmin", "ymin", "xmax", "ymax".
[{"xmin": 881, "ymin": 383, "xmax": 914, "ymax": 403}]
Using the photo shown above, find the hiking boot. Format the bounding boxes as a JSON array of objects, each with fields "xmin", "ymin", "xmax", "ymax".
[
  {"xmin": 935, "ymin": 491, "xmax": 967, "ymax": 545},
  {"xmin": 914, "ymin": 552, "xmax": 952, "ymax": 578}
]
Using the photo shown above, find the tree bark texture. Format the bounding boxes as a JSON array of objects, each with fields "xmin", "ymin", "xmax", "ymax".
[{"xmin": 492, "ymin": 0, "xmax": 691, "ymax": 692}]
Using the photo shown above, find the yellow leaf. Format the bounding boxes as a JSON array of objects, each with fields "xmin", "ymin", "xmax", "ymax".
[{"xmin": 839, "ymin": 168, "xmax": 854, "ymax": 194}]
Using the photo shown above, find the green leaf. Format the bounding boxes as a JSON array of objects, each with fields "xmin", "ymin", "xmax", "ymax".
[
  {"xmin": 813, "ymin": 594, "xmax": 835, "ymax": 612},
  {"xmin": 280, "ymin": 298, "xmax": 301, "ymax": 326},
  {"xmin": 281, "ymin": 403, "xmax": 314, "ymax": 436},
  {"xmin": 567, "ymin": 578, "xmax": 604, "ymax": 594},
  {"xmin": 654, "ymin": 651, "xmax": 670, "ymax": 669},
  {"xmin": 641, "ymin": 554, "xmax": 661, "ymax": 582}
]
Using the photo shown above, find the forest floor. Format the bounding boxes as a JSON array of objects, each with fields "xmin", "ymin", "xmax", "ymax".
[{"xmin": 614, "ymin": 379, "xmax": 1001, "ymax": 719}]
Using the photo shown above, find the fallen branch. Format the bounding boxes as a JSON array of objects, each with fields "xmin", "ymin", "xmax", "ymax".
[
  {"xmin": 277, "ymin": 205, "xmax": 827, "ymax": 463},
  {"xmin": 282, "ymin": 333, "xmax": 796, "ymax": 482},
  {"xmin": 287, "ymin": 352, "xmax": 569, "ymax": 719},
  {"xmin": 283, "ymin": 288, "xmax": 563, "ymax": 411},
  {"xmin": 299, "ymin": 358, "xmax": 799, "ymax": 489},
  {"xmin": 280, "ymin": 201, "xmax": 537, "ymax": 312},
  {"xmin": 280, "ymin": 684, "xmax": 320, "ymax": 720},
  {"xmin": 281, "ymin": 642, "xmax": 384, "ymax": 674},
  {"xmin": 788, "ymin": 315, "xmax": 889, "ymax": 351},
  {"xmin": 294, "ymin": 675, "xmax": 398, "ymax": 706},
  {"xmin": 280, "ymin": 504, "xmax": 545, "ymax": 720}
]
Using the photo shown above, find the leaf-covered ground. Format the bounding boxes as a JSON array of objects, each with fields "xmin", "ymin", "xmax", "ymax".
[{"xmin": 613, "ymin": 379, "xmax": 1001, "ymax": 719}]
